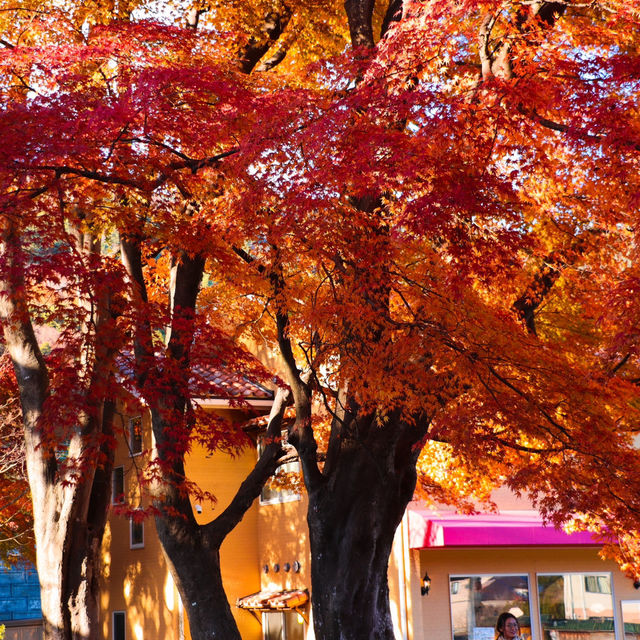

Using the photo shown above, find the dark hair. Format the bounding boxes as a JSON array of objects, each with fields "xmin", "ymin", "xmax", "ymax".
[{"xmin": 495, "ymin": 613, "xmax": 520, "ymax": 639}]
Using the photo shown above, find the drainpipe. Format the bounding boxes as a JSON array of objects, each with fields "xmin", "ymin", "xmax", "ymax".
[{"xmin": 396, "ymin": 511, "xmax": 410, "ymax": 640}]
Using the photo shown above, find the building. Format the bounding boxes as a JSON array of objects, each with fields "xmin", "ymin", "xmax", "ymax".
[
  {"xmin": 0, "ymin": 562, "xmax": 42, "ymax": 640},
  {"xmin": 7, "ymin": 359, "xmax": 639, "ymax": 640},
  {"xmin": 393, "ymin": 488, "xmax": 640, "ymax": 640},
  {"xmin": 102, "ymin": 384, "xmax": 640, "ymax": 640}
]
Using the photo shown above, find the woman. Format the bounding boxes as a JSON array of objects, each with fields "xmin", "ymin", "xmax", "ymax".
[{"xmin": 495, "ymin": 612, "xmax": 523, "ymax": 640}]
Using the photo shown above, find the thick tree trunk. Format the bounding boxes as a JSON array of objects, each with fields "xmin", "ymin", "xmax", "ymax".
[
  {"xmin": 33, "ymin": 484, "xmax": 103, "ymax": 640},
  {"xmin": 28, "ymin": 405, "xmax": 115, "ymax": 640},
  {"xmin": 150, "ymin": 388, "xmax": 290, "ymax": 640},
  {"xmin": 306, "ymin": 418, "xmax": 420, "ymax": 640},
  {"xmin": 155, "ymin": 513, "xmax": 241, "ymax": 640}
]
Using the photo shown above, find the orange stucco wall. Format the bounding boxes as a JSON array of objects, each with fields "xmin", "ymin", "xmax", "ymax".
[{"xmin": 100, "ymin": 408, "xmax": 265, "ymax": 640}]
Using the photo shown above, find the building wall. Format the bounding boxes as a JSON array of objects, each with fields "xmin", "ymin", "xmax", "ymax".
[
  {"xmin": 255, "ymin": 486, "xmax": 312, "ymax": 637},
  {"xmin": 0, "ymin": 563, "xmax": 41, "ymax": 623},
  {"xmin": 101, "ymin": 408, "xmax": 264, "ymax": 640}
]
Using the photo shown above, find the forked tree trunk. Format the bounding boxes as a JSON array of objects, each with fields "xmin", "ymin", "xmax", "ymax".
[
  {"xmin": 26, "ymin": 405, "xmax": 115, "ymax": 640},
  {"xmin": 33, "ymin": 484, "xmax": 103, "ymax": 640},
  {"xmin": 149, "ymin": 388, "xmax": 291, "ymax": 640}
]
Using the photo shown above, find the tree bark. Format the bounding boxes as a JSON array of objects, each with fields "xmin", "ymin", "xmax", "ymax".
[{"xmin": 307, "ymin": 413, "xmax": 422, "ymax": 640}]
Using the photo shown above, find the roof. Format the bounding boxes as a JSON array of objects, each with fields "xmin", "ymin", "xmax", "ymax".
[
  {"xmin": 236, "ymin": 589, "xmax": 309, "ymax": 611},
  {"xmin": 407, "ymin": 507, "xmax": 602, "ymax": 549},
  {"xmin": 117, "ymin": 353, "xmax": 274, "ymax": 402},
  {"xmin": 189, "ymin": 362, "xmax": 273, "ymax": 400}
]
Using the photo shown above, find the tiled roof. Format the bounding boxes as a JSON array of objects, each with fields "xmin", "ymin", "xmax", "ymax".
[
  {"xmin": 190, "ymin": 361, "xmax": 273, "ymax": 400},
  {"xmin": 117, "ymin": 353, "xmax": 274, "ymax": 401}
]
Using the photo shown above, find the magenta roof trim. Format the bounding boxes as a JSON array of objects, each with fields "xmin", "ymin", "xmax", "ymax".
[{"xmin": 407, "ymin": 507, "xmax": 600, "ymax": 549}]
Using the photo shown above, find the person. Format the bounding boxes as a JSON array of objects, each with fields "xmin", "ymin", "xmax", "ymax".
[{"xmin": 495, "ymin": 612, "xmax": 523, "ymax": 640}]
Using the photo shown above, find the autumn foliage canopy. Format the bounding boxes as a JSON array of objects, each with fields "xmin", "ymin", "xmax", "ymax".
[{"xmin": 1, "ymin": 0, "xmax": 640, "ymax": 630}]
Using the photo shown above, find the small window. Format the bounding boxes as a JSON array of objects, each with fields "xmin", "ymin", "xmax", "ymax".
[
  {"xmin": 112, "ymin": 466, "xmax": 124, "ymax": 505},
  {"xmin": 130, "ymin": 513, "xmax": 144, "ymax": 549},
  {"xmin": 263, "ymin": 611, "xmax": 304, "ymax": 640},
  {"xmin": 621, "ymin": 601, "xmax": 640, "ymax": 639},
  {"xmin": 129, "ymin": 416, "xmax": 143, "ymax": 456},
  {"xmin": 113, "ymin": 611, "xmax": 125, "ymax": 640}
]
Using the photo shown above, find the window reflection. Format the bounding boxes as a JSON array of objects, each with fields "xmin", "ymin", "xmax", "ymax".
[
  {"xmin": 449, "ymin": 575, "xmax": 531, "ymax": 640},
  {"xmin": 621, "ymin": 601, "xmax": 640, "ymax": 640},
  {"xmin": 537, "ymin": 573, "xmax": 614, "ymax": 640}
]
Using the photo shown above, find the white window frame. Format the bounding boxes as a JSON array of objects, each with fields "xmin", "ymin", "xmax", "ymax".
[
  {"xmin": 128, "ymin": 416, "xmax": 143, "ymax": 457},
  {"xmin": 113, "ymin": 611, "xmax": 125, "ymax": 640},
  {"xmin": 129, "ymin": 512, "xmax": 144, "ymax": 549},
  {"xmin": 111, "ymin": 466, "xmax": 124, "ymax": 505},
  {"xmin": 448, "ymin": 572, "xmax": 533, "ymax": 640}
]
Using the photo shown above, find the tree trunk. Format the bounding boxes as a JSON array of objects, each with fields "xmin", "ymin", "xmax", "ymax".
[
  {"xmin": 155, "ymin": 513, "xmax": 241, "ymax": 640},
  {"xmin": 1, "ymin": 222, "xmax": 118, "ymax": 640},
  {"xmin": 34, "ymin": 484, "xmax": 103, "ymax": 640},
  {"xmin": 306, "ymin": 415, "xmax": 421, "ymax": 640},
  {"xmin": 149, "ymin": 387, "xmax": 291, "ymax": 640},
  {"xmin": 27, "ymin": 405, "xmax": 115, "ymax": 640}
]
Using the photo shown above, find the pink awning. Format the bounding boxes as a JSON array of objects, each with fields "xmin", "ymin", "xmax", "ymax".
[{"xmin": 407, "ymin": 508, "xmax": 600, "ymax": 549}]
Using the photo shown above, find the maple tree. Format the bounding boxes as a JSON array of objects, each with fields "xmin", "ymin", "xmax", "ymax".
[{"xmin": 1, "ymin": 1, "xmax": 640, "ymax": 640}]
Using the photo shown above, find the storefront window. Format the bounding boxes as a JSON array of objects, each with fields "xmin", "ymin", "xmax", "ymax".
[
  {"xmin": 449, "ymin": 575, "xmax": 531, "ymax": 640},
  {"xmin": 622, "ymin": 601, "xmax": 640, "ymax": 640},
  {"xmin": 537, "ymin": 573, "xmax": 615, "ymax": 640}
]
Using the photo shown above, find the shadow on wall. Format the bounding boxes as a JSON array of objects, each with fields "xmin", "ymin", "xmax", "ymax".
[
  {"xmin": 100, "ymin": 518, "xmax": 179, "ymax": 640},
  {"xmin": 258, "ymin": 496, "xmax": 310, "ymax": 594}
]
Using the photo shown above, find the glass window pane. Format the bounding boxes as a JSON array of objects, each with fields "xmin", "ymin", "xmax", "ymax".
[
  {"xmin": 130, "ymin": 515, "xmax": 144, "ymax": 548},
  {"xmin": 129, "ymin": 416, "xmax": 142, "ymax": 456},
  {"xmin": 263, "ymin": 612, "xmax": 284, "ymax": 640},
  {"xmin": 284, "ymin": 611, "xmax": 305, "ymax": 640},
  {"xmin": 113, "ymin": 611, "xmax": 125, "ymax": 640},
  {"xmin": 258, "ymin": 434, "xmax": 300, "ymax": 504},
  {"xmin": 112, "ymin": 467, "xmax": 124, "ymax": 504},
  {"xmin": 538, "ymin": 574, "xmax": 615, "ymax": 640},
  {"xmin": 621, "ymin": 601, "xmax": 640, "ymax": 640},
  {"xmin": 450, "ymin": 575, "xmax": 531, "ymax": 640}
]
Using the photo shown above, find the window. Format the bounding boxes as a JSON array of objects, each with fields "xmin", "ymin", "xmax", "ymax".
[
  {"xmin": 112, "ymin": 466, "xmax": 124, "ymax": 504},
  {"xmin": 449, "ymin": 574, "xmax": 531, "ymax": 640},
  {"xmin": 538, "ymin": 573, "xmax": 614, "ymax": 640},
  {"xmin": 113, "ymin": 611, "xmax": 125, "ymax": 640},
  {"xmin": 128, "ymin": 416, "xmax": 143, "ymax": 456},
  {"xmin": 621, "ymin": 601, "xmax": 640, "ymax": 640},
  {"xmin": 263, "ymin": 611, "xmax": 304, "ymax": 640},
  {"xmin": 129, "ymin": 512, "xmax": 144, "ymax": 549},
  {"xmin": 258, "ymin": 433, "xmax": 301, "ymax": 505},
  {"xmin": 585, "ymin": 575, "xmax": 612, "ymax": 594}
]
